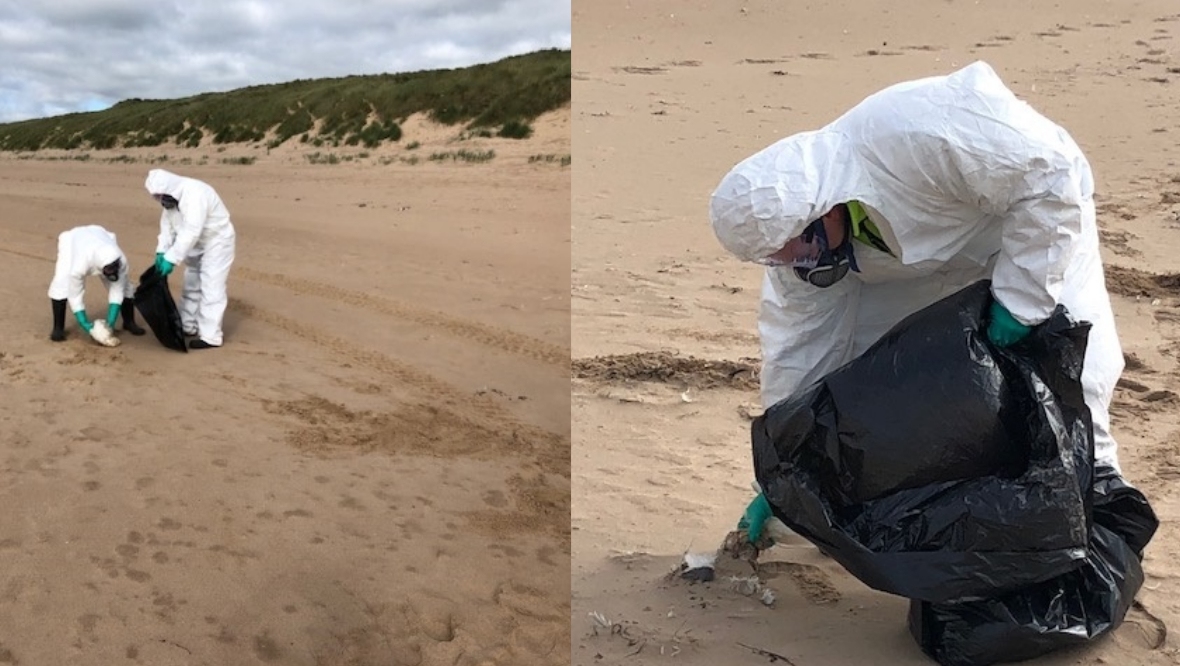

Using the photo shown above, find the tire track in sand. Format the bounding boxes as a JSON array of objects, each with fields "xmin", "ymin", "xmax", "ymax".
[
  {"xmin": 0, "ymin": 246, "xmax": 52, "ymax": 264},
  {"xmin": 234, "ymin": 267, "xmax": 568, "ymax": 369},
  {"xmin": 227, "ymin": 296, "xmax": 569, "ymax": 477}
]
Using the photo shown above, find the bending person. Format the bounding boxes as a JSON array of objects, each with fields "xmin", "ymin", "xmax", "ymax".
[
  {"xmin": 710, "ymin": 61, "xmax": 1126, "ymax": 543},
  {"xmin": 48, "ymin": 224, "xmax": 146, "ymax": 342}
]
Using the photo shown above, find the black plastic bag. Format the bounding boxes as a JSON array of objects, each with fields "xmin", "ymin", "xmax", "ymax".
[
  {"xmin": 133, "ymin": 265, "xmax": 188, "ymax": 353},
  {"xmin": 752, "ymin": 281, "xmax": 1095, "ymax": 603},
  {"xmin": 1091, "ymin": 466, "xmax": 1159, "ymax": 557},
  {"xmin": 907, "ymin": 467, "xmax": 1158, "ymax": 666}
]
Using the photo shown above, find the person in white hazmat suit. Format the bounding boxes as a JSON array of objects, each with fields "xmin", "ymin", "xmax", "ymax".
[
  {"xmin": 48, "ymin": 224, "xmax": 147, "ymax": 342},
  {"xmin": 145, "ymin": 168, "xmax": 237, "ymax": 350},
  {"xmin": 709, "ymin": 61, "xmax": 1128, "ymax": 545}
]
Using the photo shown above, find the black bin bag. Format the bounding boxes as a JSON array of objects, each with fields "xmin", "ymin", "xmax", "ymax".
[
  {"xmin": 133, "ymin": 265, "xmax": 188, "ymax": 352},
  {"xmin": 907, "ymin": 464, "xmax": 1159, "ymax": 666},
  {"xmin": 751, "ymin": 280, "xmax": 1097, "ymax": 603}
]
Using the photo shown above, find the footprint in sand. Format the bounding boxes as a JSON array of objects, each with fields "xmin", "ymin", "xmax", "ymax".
[
  {"xmin": 1099, "ymin": 229, "xmax": 1143, "ymax": 258},
  {"xmin": 974, "ymin": 34, "xmax": 1015, "ymax": 49},
  {"xmin": 1144, "ymin": 438, "xmax": 1180, "ymax": 480},
  {"xmin": 755, "ymin": 560, "xmax": 841, "ymax": 605},
  {"xmin": 614, "ymin": 65, "xmax": 667, "ymax": 75},
  {"xmin": 1124, "ymin": 600, "xmax": 1167, "ymax": 649}
]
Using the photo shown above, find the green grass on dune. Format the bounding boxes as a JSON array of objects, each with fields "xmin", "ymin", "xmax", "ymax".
[{"xmin": 0, "ymin": 48, "xmax": 570, "ymax": 152}]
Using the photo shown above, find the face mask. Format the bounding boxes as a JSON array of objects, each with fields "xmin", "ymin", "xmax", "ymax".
[
  {"xmin": 102, "ymin": 259, "xmax": 121, "ymax": 282},
  {"xmin": 793, "ymin": 218, "xmax": 854, "ymax": 287},
  {"xmin": 758, "ymin": 216, "xmax": 858, "ymax": 288},
  {"xmin": 158, "ymin": 194, "xmax": 179, "ymax": 210}
]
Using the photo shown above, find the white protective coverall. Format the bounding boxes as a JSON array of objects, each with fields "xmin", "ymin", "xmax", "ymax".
[
  {"xmin": 47, "ymin": 224, "xmax": 131, "ymax": 314},
  {"xmin": 145, "ymin": 168, "xmax": 237, "ymax": 346},
  {"xmin": 709, "ymin": 61, "xmax": 1125, "ymax": 473}
]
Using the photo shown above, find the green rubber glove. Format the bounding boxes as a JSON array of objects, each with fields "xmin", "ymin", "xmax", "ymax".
[
  {"xmin": 158, "ymin": 258, "xmax": 174, "ymax": 277},
  {"xmin": 106, "ymin": 303, "xmax": 121, "ymax": 328},
  {"xmin": 986, "ymin": 300, "xmax": 1032, "ymax": 347},
  {"xmin": 74, "ymin": 310, "xmax": 94, "ymax": 333},
  {"xmin": 737, "ymin": 493, "xmax": 773, "ymax": 544},
  {"xmin": 155, "ymin": 252, "xmax": 164, "ymax": 271}
]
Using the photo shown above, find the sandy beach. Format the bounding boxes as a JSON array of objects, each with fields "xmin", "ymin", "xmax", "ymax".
[
  {"xmin": 572, "ymin": 2, "xmax": 1180, "ymax": 664},
  {"xmin": 0, "ymin": 110, "xmax": 570, "ymax": 665}
]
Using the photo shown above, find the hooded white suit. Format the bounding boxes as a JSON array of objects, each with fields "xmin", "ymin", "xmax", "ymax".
[
  {"xmin": 48, "ymin": 225, "xmax": 131, "ymax": 314},
  {"xmin": 145, "ymin": 168, "xmax": 237, "ymax": 346},
  {"xmin": 710, "ymin": 61, "xmax": 1125, "ymax": 473}
]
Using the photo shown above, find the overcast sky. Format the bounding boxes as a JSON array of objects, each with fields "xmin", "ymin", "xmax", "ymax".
[{"xmin": 0, "ymin": 0, "xmax": 570, "ymax": 123}]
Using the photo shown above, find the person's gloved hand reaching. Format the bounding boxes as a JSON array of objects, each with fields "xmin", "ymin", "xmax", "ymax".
[
  {"xmin": 157, "ymin": 257, "xmax": 174, "ymax": 277},
  {"xmin": 106, "ymin": 303, "xmax": 121, "ymax": 329},
  {"xmin": 74, "ymin": 310, "xmax": 94, "ymax": 333},
  {"xmin": 986, "ymin": 300, "xmax": 1031, "ymax": 347},
  {"xmin": 737, "ymin": 493, "xmax": 774, "ymax": 544}
]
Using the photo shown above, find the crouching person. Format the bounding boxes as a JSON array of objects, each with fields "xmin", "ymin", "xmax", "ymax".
[{"xmin": 48, "ymin": 224, "xmax": 146, "ymax": 342}]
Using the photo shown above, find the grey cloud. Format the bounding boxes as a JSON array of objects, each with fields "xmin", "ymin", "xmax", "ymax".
[{"xmin": 0, "ymin": 0, "xmax": 568, "ymax": 122}]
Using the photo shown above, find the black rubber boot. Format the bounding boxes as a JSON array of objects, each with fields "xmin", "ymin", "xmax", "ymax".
[
  {"xmin": 50, "ymin": 299, "xmax": 67, "ymax": 342},
  {"xmin": 121, "ymin": 298, "xmax": 146, "ymax": 335}
]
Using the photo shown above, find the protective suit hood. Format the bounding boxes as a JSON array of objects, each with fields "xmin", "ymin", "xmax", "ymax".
[
  {"xmin": 710, "ymin": 61, "xmax": 1091, "ymax": 270},
  {"xmin": 710, "ymin": 130, "xmax": 870, "ymax": 263},
  {"xmin": 93, "ymin": 243, "xmax": 123, "ymax": 271},
  {"xmin": 145, "ymin": 168, "xmax": 186, "ymax": 198}
]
